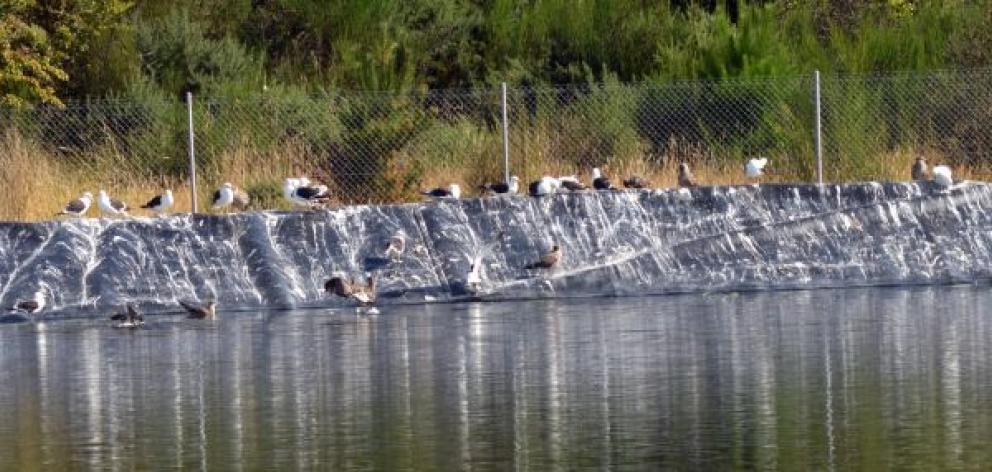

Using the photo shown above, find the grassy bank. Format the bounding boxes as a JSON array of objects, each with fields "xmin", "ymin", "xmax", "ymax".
[{"xmin": 2, "ymin": 125, "xmax": 975, "ymax": 222}]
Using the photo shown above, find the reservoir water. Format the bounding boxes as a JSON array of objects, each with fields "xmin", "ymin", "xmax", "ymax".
[{"xmin": 1, "ymin": 287, "xmax": 990, "ymax": 470}]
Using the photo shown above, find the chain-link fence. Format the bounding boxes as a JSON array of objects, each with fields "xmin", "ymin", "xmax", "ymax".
[{"xmin": 3, "ymin": 69, "xmax": 992, "ymax": 220}]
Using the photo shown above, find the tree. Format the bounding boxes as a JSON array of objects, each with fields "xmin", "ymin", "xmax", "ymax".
[
  {"xmin": 0, "ymin": 3, "xmax": 67, "ymax": 107},
  {"xmin": 0, "ymin": 0, "xmax": 134, "ymax": 107}
]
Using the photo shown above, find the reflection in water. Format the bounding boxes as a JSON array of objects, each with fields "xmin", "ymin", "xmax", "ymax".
[{"xmin": 2, "ymin": 287, "xmax": 992, "ymax": 469}]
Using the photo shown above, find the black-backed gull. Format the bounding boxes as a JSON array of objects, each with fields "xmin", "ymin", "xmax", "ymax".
[
  {"xmin": 559, "ymin": 176, "xmax": 587, "ymax": 191},
  {"xmin": 479, "ymin": 176, "xmax": 519, "ymax": 195},
  {"xmin": 591, "ymin": 168, "xmax": 613, "ymax": 190},
  {"xmin": 140, "ymin": 189, "xmax": 174, "ymax": 214},
  {"xmin": 528, "ymin": 177, "xmax": 560, "ymax": 197},
  {"xmin": 212, "ymin": 183, "xmax": 235, "ymax": 210},
  {"xmin": 56, "ymin": 192, "xmax": 93, "ymax": 217},
  {"xmin": 97, "ymin": 190, "xmax": 129, "ymax": 216},
  {"xmin": 421, "ymin": 184, "xmax": 461, "ymax": 200}
]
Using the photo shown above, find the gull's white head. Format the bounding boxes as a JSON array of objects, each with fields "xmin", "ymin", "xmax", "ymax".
[
  {"xmin": 448, "ymin": 184, "xmax": 461, "ymax": 199},
  {"xmin": 81, "ymin": 192, "xmax": 93, "ymax": 200},
  {"xmin": 592, "ymin": 168, "xmax": 602, "ymax": 179}
]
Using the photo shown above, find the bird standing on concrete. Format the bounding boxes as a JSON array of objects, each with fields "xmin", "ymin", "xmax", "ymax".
[
  {"xmin": 141, "ymin": 189, "xmax": 174, "ymax": 215},
  {"xmin": 524, "ymin": 245, "xmax": 561, "ymax": 270},
  {"xmin": 384, "ymin": 234, "xmax": 405, "ymax": 261},
  {"xmin": 98, "ymin": 190, "xmax": 129, "ymax": 217},
  {"xmin": 212, "ymin": 183, "xmax": 235, "ymax": 211},
  {"xmin": 746, "ymin": 157, "xmax": 769, "ymax": 180},
  {"xmin": 678, "ymin": 163, "xmax": 698, "ymax": 188},
  {"xmin": 421, "ymin": 184, "xmax": 461, "ymax": 200},
  {"xmin": 479, "ymin": 176, "xmax": 519, "ymax": 195},
  {"xmin": 932, "ymin": 165, "xmax": 954, "ymax": 188},
  {"xmin": 9, "ymin": 288, "xmax": 46, "ymax": 314},
  {"xmin": 591, "ymin": 168, "xmax": 613, "ymax": 190},
  {"xmin": 559, "ymin": 175, "xmax": 588, "ymax": 191},
  {"xmin": 912, "ymin": 156, "xmax": 929, "ymax": 181},
  {"xmin": 56, "ymin": 192, "xmax": 93, "ymax": 217},
  {"xmin": 529, "ymin": 177, "xmax": 561, "ymax": 196},
  {"xmin": 284, "ymin": 178, "xmax": 330, "ymax": 208}
]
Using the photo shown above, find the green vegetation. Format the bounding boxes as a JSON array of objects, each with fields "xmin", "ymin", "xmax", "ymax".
[
  {"xmin": 2, "ymin": 1, "xmax": 992, "ymax": 220},
  {"xmin": 3, "ymin": 0, "xmax": 987, "ymax": 101}
]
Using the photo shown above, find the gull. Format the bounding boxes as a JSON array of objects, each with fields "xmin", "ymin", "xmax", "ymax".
[
  {"xmin": 325, "ymin": 274, "xmax": 378, "ymax": 307},
  {"xmin": 623, "ymin": 176, "xmax": 648, "ymax": 189},
  {"xmin": 932, "ymin": 165, "xmax": 953, "ymax": 188},
  {"xmin": 9, "ymin": 288, "xmax": 46, "ymax": 314},
  {"xmin": 384, "ymin": 234, "xmax": 405, "ymax": 261},
  {"xmin": 421, "ymin": 184, "xmax": 461, "ymax": 200},
  {"xmin": 56, "ymin": 192, "xmax": 93, "ymax": 217},
  {"xmin": 212, "ymin": 183, "xmax": 235, "ymax": 210},
  {"xmin": 746, "ymin": 157, "xmax": 769, "ymax": 179},
  {"xmin": 98, "ymin": 190, "xmax": 129, "ymax": 217},
  {"xmin": 591, "ymin": 168, "xmax": 613, "ymax": 190},
  {"xmin": 528, "ymin": 177, "xmax": 561, "ymax": 197},
  {"xmin": 233, "ymin": 187, "xmax": 251, "ymax": 210},
  {"xmin": 465, "ymin": 255, "xmax": 484, "ymax": 294},
  {"xmin": 558, "ymin": 175, "xmax": 588, "ymax": 191},
  {"xmin": 180, "ymin": 300, "xmax": 217, "ymax": 319},
  {"xmin": 140, "ymin": 189, "xmax": 174, "ymax": 215},
  {"xmin": 678, "ymin": 163, "xmax": 698, "ymax": 188},
  {"xmin": 911, "ymin": 156, "xmax": 929, "ymax": 181},
  {"xmin": 284, "ymin": 178, "xmax": 330, "ymax": 208},
  {"xmin": 523, "ymin": 244, "xmax": 561, "ymax": 270},
  {"xmin": 110, "ymin": 304, "xmax": 144, "ymax": 328},
  {"xmin": 479, "ymin": 176, "xmax": 519, "ymax": 195}
]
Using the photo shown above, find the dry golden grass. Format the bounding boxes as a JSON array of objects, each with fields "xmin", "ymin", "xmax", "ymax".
[{"xmin": 2, "ymin": 129, "xmax": 987, "ymax": 222}]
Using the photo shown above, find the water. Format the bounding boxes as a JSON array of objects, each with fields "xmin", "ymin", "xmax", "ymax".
[{"xmin": 2, "ymin": 287, "xmax": 991, "ymax": 470}]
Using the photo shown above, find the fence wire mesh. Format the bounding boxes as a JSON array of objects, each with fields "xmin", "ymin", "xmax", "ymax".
[
  {"xmin": 506, "ymin": 76, "xmax": 813, "ymax": 187},
  {"xmin": 2, "ymin": 69, "xmax": 991, "ymax": 220},
  {"xmin": 820, "ymin": 70, "xmax": 992, "ymax": 182}
]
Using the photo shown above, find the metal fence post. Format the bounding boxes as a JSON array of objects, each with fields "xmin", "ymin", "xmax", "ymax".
[
  {"xmin": 500, "ymin": 82, "xmax": 510, "ymax": 184},
  {"xmin": 185, "ymin": 91, "xmax": 198, "ymax": 213},
  {"xmin": 814, "ymin": 70, "xmax": 823, "ymax": 185}
]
